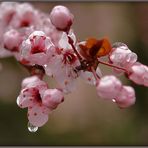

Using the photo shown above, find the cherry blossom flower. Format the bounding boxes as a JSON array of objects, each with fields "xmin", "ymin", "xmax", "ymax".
[
  {"xmin": 9, "ymin": 3, "xmax": 39, "ymax": 28},
  {"xmin": 128, "ymin": 62, "xmax": 148, "ymax": 87},
  {"xmin": 17, "ymin": 76, "xmax": 64, "ymax": 127},
  {"xmin": 45, "ymin": 31, "xmax": 80, "ymax": 93},
  {"xmin": 50, "ymin": 5, "xmax": 74, "ymax": 32},
  {"xmin": 20, "ymin": 31, "xmax": 55, "ymax": 65}
]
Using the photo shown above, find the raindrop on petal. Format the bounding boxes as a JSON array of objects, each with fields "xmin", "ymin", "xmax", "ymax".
[
  {"xmin": 28, "ymin": 122, "xmax": 38, "ymax": 133},
  {"xmin": 126, "ymin": 52, "xmax": 137, "ymax": 63}
]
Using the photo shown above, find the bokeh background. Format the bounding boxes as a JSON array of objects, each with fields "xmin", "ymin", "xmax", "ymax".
[{"xmin": 0, "ymin": 2, "xmax": 148, "ymax": 146}]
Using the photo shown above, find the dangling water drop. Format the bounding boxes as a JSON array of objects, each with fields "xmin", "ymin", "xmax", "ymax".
[
  {"xmin": 28, "ymin": 122, "xmax": 38, "ymax": 133},
  {"xmin": 112, "ymin": 99, "xmax": 116, "ymax": 103}
]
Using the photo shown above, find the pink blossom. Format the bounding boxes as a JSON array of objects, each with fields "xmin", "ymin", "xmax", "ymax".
[
  {"xmin": 17, "ymin": 76, "xmax": 64, "ymax": 127},
  {"xmin": 96, "ymin": 75, "xmax": 122, "ymax": 100},
  {"xmin": 0, "ymin": 2, "xmax": 147, "ymax": 129},
  {"xmin": 9, "ymin": 3, "xmax": 39, "ymax": 28},
  {"xmin": 45, "ymin": 32, "xmax": 80, "ymax": 93},
  {"xmin": 20, "ymin": 31, "xmax": 55, "ymax": 66},
  {"xmin": 109, "ymin": 42, "xmax": 137, "ymax": 73},
  {"xmin": 50, "ymin": 5, "xmax": 74, "ymax": 31},
  {"xmin": 128, "ymin": 62, "xmax": 148, "ymax": 87},
  {"xmin": 115, "ymin": 86, "xmax": 136, "ymax": 108}
]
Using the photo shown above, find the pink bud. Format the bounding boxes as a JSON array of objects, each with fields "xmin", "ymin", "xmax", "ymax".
[
  {"xmin": 50, "ymin": 5, "xmax": 74, "ymax": 31},
  {"xmin": 115, "ymin": 86, "xmax": 136, "ymax": 108},
  {"xmin": 21, "ymin": 76, "xmax": 48, "ymax": 94},
  {"xmin": 22, "ymin": 75, "xmax": 39, "ymax": 89},
  {"xmin": 42, "ymin": 89, "xmax": 64, "ymax": 110},
  {"xmin": 128, "ymin": 62, "xmax": 148, "ymax": 86},
  {"xmin": 3, "ymin": 29, "xmax": 22, "ymax": 52},
  {"xmin": 109, "ymin": 43, "xmax": 137, "ymax": 73},
  {"xmin": 96, "ymin": 75, "xmax": 122, "ymax": 100}
]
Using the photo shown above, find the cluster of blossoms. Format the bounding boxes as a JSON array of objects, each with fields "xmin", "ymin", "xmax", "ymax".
[{"xmin": 0, "ymin": 2, "xmax": 147, "ymax": 131}]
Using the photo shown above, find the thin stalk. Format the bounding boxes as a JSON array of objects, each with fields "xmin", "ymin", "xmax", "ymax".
[
  {"xmin": 66, "ymin": 32, "xmax": 83, "ymax": 62},
  {"xmin": 90, "ymin": 67, "xmax": 100, "ymax": 86},
  {"xmin": 97, "ymin": 59, "xmax": 129, "ymax": 74}
]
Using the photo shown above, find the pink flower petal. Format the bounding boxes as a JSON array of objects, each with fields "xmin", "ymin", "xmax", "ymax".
[
  {"xmin": 28, "ymin": 104, "xmax": 50, "ymax": 127},
  {"xmin": 17, "ymin": 88, "xmax": 35, "ymax": 108}
]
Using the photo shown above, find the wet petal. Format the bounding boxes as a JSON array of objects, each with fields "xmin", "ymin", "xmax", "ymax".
[
  {"xmin": 28, "ymin": 104, "xmax": 50, "ymax": 127},
  {"xmin": 17, "ymin": 88, "xmax": 35, "ymax": 108}
]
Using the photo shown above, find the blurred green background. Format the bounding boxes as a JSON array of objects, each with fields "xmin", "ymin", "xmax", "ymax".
[{"xmin": 0, "ymin": 2, "xmax": 148, "ymax": 146}]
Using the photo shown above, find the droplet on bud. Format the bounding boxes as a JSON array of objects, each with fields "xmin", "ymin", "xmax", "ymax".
[
  {"xmin": 16, "ymin": 96, "xmax": 20, "ymax": 106},
  {"xmin": 28, "ymin": 122, "xmax": 38, "ymax": 133},
  {"xmin": 112, "ymin": 42, "xmax": 128, "ymax": 49},
  {"xmin": 126, "ymin": 52, "xmax": 137, "ymax": 63},
  {"xmin": 112, "ymin": 99, "xmax": 116, "ymax": 103}
]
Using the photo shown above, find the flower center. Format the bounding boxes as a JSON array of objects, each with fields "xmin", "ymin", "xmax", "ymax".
[
  {"xmin": 32, "ymin": 88, "xmax": 42, "ymax": 103},
  {"xmin": 63, "ymin": 51, "xmax": 76, "ymax": 65},
  {"xmin": 30, "ymin": 36, "xmax": 46, "ymax": 54}
]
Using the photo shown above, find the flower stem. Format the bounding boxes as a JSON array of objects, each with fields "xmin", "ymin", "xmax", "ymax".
[
  {"xmin": 97, "ymin": 59, "xmax": 129, "ymax": 74},
  {"xmin": 90, "ymin": 67, "xmax": 100, "ymax": 86},
  {"xmin": 66, "ymin": 33, "xmax": 83, "ymax": 62}
]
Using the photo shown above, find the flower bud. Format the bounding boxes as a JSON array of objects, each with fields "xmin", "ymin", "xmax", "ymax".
[
  {"xmin": 115, "ymin": 86, "xmax": 136, "ymax": 108},
  {"xmin": 128, "ymin": 62, "xmax": 148, "ymax": 86},
  {"xmin": 3, "ymin": 29, "xmax": 22, "ymax": 52},
  {"xmin": 96, "ymin": 75, "xmax": 122, "ymax": 100},
  {"xmin": 42, "ymin": 89, "xmax": 64, "ymax": 110},
  {"xmin": 109, "ymin": 43, "xmax": 137, "ymax": 74},
  {"xmin": 50, "ymin": 5, "xmax": 74, "ymax": 32}
]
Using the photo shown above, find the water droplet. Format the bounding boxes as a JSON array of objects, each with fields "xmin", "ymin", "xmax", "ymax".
[
  {"xmin": 16, "ymin": 96, "xmax": 20, "ymax": 106},
  {"xmin": 112, "ymin": 42, "xmax": 128, "ymax": 49},
  {"xmin": 28, "ymin": 122, "xmax": 38, "ymax": 133},
  {"xmin": 126, "ymin": 53, "xmax": 137, "ymax": 63},
  {"xmin": 112, "ymin": 99, "xmax": 116, "ymax": 103}
]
